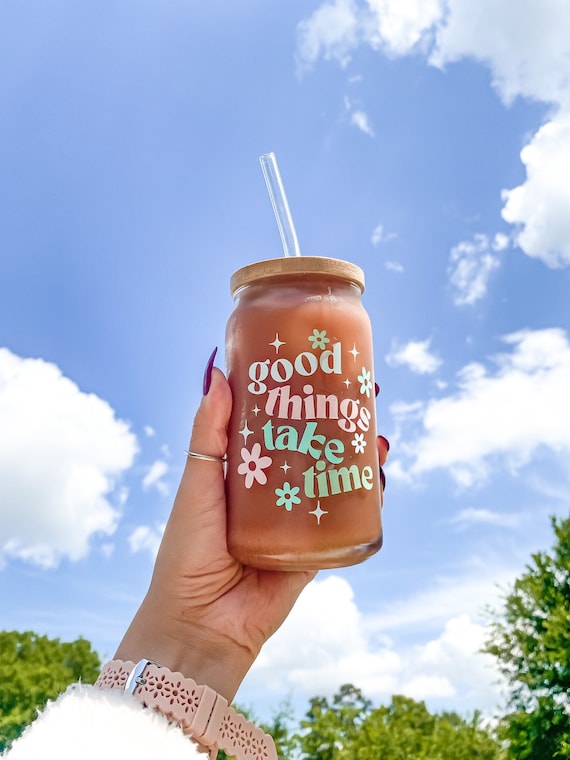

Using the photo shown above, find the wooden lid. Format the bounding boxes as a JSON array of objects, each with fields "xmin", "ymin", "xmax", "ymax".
[{"xmin": 230, "ymin": 256, "xmax": 365, "ymax": 296}]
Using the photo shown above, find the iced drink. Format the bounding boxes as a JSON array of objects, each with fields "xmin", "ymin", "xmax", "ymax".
[{"xmin": 225, "ymin": 256, "xmax": 382, "ymax": 570}]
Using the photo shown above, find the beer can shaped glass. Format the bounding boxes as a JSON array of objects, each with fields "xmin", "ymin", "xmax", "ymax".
[{"xmin": 225, "ymin": 256, "xmax": 383, "ymax": 570}]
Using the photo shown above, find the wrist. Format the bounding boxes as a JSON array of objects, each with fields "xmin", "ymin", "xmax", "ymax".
[{"xmin": 114, "ymin": 601, "xmax": 252, "ymax": 703}]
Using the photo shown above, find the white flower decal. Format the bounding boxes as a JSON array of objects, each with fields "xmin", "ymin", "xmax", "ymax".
[{"xmin": 351, "ymin": 433, "xmax": 366, "ymax": 454}]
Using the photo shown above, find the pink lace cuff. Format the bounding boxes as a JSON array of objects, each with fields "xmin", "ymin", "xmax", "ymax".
[{"xmin": 96, "ymin": 659, "xmax": 277, "ymax": 760}]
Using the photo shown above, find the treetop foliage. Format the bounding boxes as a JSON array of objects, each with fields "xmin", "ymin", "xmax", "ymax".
[
  {"xmin": 0, "ymin": 629, "xmax": 100, "ymax": 751},
  {"xmin": 484, "ymin": 514, "xmax": 570, "ymax": 758},
  {"xmin": 292, "ymin": 685, "xmax": 502, "ymax": 760}
]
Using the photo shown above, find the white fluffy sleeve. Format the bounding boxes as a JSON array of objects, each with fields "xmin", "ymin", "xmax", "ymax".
[{"xmin": 4, "ymin": 684, "xmax": 205, "ymax": 760}]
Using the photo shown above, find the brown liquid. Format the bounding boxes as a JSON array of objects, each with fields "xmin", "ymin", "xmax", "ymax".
[{"xmin": 226, "ymin": 267, "xmax": 382, "ymax": 570}]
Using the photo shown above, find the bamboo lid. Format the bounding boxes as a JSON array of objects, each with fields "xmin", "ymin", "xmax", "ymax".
[{"xmin": 230, "ymin": 256, "xmax": 365, "ymax": 296}]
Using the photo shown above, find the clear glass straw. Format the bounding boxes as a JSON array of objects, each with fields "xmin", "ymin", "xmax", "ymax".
[{"xmin": 259, "ymin": 152, "xmax": 301, "ymax": 257}]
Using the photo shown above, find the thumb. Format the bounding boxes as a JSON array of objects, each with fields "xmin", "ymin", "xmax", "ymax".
[
  {"xmin": 187, "ymin": 365, "xmax": 233, "ymax": 466},
  {"xmin": 163, "ymin": 364, "xmax": 233, "ymax": 559}
]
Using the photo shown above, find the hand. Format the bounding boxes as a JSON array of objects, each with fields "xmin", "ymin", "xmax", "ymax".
[
  {"xmin": 116, "ymin": 368, "xmax": 316, "ymax": 701},
  {"xmin": 116, "ymin": 366, "xmax": 388, "ymax": 702}
]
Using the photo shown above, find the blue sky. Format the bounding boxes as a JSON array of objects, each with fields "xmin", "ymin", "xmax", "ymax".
[{"xmin": 2, "ymin": 0, "xmax": 570, "ymax": 723}]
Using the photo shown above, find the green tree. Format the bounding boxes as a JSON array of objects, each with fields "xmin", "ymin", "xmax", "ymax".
[
  {"xmin": 260, "ymin": 699, "xmax": 298, "ymax": 760},
  {"xmin": 484, "ymin": 515, "xmax": 570, "ymax": 759},
  {"xmin": 294, "ymin": 685, "xmax": 502, "ymax": 759},
  {"xmin": 0, "ymin": 630, "xmax": 100, "ymax": 751},
  {"xmin": 296, "ymin": 683, "xmax": 372, "ymax": 759},
  {"xmin": 354, "ymin": 696, "xmax": 502, "ymax": 760}
]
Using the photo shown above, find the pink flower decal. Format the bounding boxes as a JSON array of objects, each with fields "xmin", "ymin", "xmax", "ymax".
[{"xmin": 237, "ymin": 442, "xmax": 272, "ymax": 488}]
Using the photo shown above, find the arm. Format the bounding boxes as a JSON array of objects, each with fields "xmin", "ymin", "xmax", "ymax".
[
  {"xmin": 6, "ymin": 365, "xmax": 315, "ymax": 760},
  {"xmin": 7, "ymin": 360, "xmax": 388, "ymax": 759}
]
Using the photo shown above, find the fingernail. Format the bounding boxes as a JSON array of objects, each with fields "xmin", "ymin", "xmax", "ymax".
[
  {"xmin": 375, "ymin": 382, "xmax": 380, "ymax": 398},
  {"xmin": 203, "ymin": 347, "xmax": 217, "ymax": 395},
  {"xmin": 379, "ymin": 466, "xmax": 386, "ymax": 491},
  {"xmin": 378, "ymin": 435, "xmax": 390, "ymax": 452}
]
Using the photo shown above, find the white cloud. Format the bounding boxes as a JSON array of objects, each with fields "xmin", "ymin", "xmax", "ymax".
[
  {"xmin": 298, "ymin": 0, "xmax": 570, "ymax": 107},
  {"xmin": 386, "ymin": 338, "xmax": 442, "ymax": 374},
  {"xmin": 344, "ymin": 95, "xmax": 376, "ymax": 137},
  {"xmin": 390, "ymin": 328, "xmax": 570, "ymax": 486},
  {"xmin": 390, "ymin": 399, "xmax": 425, "ymax": 419},
  {"xmin": 0, "ymin": 348, "xmax": 137, "ymax": 568},
  {"xmin": 450, "ymin": 508, "xmax": 523, "ymax": 529},
  {"xmin": 296, "ymin": 0, "xmax": 360, "ymax": 72},
  {"xmin": 144, "ymin": 425, "xmax": 155, "ymax": 437},
  {"xmin": 402, "ymin": 675, "xmax": 456, "ymax": 699},
  {"xmin": 430, "ymin": 0, "xmax": 570, "ymax": 108},
  {"xmin": 297, "ymin": 0, "xmax": 570, "ymax": 270},
  {"xmin": 420, "ymin": 615, "xmax": 484, "ymax": 663},
  {"xmin": 128, "ymin": 523, "xmax": 165, "ymax": 559},
  {"xmin": 365, "ymin": 558, "xmax": 516, "ymax": 633},
  {"xmin": 100, "ymin": 543, "xmax": 115, "ymax": 559},
  {"xmin": 350, "ymin": 109, "xmax": 375, "ymax": 136},
  {"xmin": 492, "ymin": 232, "xmax": 510, "ymax": 251},
  {"xmin": 296, "ymin": 0, "xmax": 444, "ymax": 69},
  {"xmin": 431, "ymin": 2, "xmax": 570, "ymax": 269},
  {"xmin": 252, "ymin": 576, "xmax": 401, "ymax": 697},
  {"xmin": 142, "ymin": 460, "xmax": 169, "ymax": 495},
  {"xmin": 502, "ymin": 114, "xmax": 570, "ymax": 268},
  {"xmin": 365, "ymin": 0, "xmax": 444, "ymax": 56},
  {"xmin": 248, "ymin": 575, "xmax": 504, "ymax": 711},
  {"xmin": 447, "ymin": 233, "xmax": 504, "ymax": 305},
  {"xmin": 385, "ymin": 260, "xmax": 404, "ymax": 273},
  {"xmin": 371, "ymin": 223, "xmax": 397, "ymax": 246},
  {"xmin": 407, "ymin": 614, "xmax": 501, "ymax": 704}
]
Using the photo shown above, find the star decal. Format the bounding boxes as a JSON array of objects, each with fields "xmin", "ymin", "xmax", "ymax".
[
  {"xmin": 280, "ymin": 461, "xmax": 291, "ymax": 473},
  {"xmin": 270, "ymin": 333, "xmax": 286, "ymax": 353},
  {"xmin": 239, "ymin": 421, "xmax": 253, "ymax": 442},
  {"xmin": 349, "ymin": 343, "xmax": 360, "ymax": 361},
  {"xmin": 309, "ymin": 501, "xmax": 328, "ymax": 525},
  {"xmin": 252, "ymin": 405, "xmax": 261, "ymax": 416},
  {"xmin": 343, "ymin": 378, "xmax": 351, "ymax": 388}
]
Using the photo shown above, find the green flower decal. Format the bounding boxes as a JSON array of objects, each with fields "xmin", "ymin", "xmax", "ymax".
[
  {"xmin": 308, "ymin": 329, "xmax": 330, "ymax": 350},
  {"xmin": 275, "ymin": 482, "xmax": 302, "ymax": 511},
  {"xmin": 357, "ymin": 367, "xmax": 373, "ymax": 397}
]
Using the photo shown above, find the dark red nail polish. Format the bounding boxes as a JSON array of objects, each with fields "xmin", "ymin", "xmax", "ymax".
[
  {"xmin": 203, "ymin": 347, "xmax": 217, "ymax": 395},
  {"xmin": 379, "ymin": 466, "xmax": 386, "ymax": 490},
  {"xmin": 375, "ymin": 382, "xmax": 380, "ymax": 397},
  {"xmin": 378, "ymin": 435, "xmax": 390, "ymax": 452}
]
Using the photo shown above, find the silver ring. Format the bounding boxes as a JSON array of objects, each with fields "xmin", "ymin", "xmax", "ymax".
[{"xmin": 184, "ymin": 450, "xmax": 227, "ymax": 463}]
